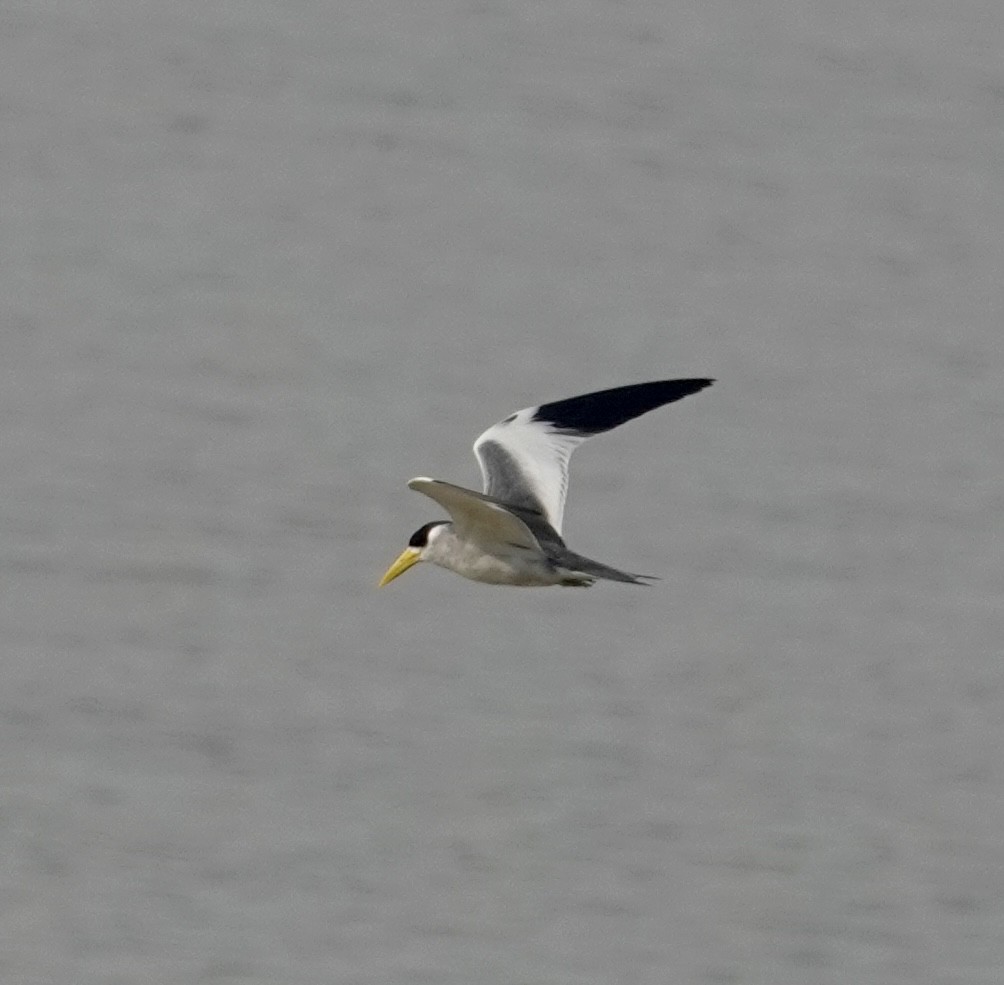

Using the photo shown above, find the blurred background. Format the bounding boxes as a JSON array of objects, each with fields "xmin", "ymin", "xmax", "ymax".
[{"xmin": 2, "ymin": 1, "xmax": 1002, "ymax": 982}]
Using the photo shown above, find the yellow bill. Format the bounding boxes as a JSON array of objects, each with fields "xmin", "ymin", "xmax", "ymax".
[{"xmin": 378, "ymin": 546, "xmax": 421, "ymax": 587}]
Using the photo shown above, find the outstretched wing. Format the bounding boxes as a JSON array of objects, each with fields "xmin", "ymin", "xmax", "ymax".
[
  {"xmin": 407, "ymin": 477, "xmax": 542, "ymax": 551},
  {"xmin": 473, "ymin": 378, "xmax": 713, "ymax": 533}
]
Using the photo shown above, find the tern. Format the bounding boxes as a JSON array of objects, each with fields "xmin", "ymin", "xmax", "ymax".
[{"xmin": 378, "ymin": 378, "xmax": 713, "ymax": 588}]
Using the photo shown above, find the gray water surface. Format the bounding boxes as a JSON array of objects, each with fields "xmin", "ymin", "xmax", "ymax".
[{"xmin": 3, "ymin": 2, "xmax": 1003, "ymax": 983}]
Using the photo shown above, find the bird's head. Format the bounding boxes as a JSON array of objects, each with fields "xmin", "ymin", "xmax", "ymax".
[{"xmin": 378, "ymin": 521, "xmax": 448, "ymax": 586}]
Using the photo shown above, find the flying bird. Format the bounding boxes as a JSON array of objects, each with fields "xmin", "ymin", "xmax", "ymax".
[{"xmin": 379, "ymin": 378, "xmax": 713, "ymax": 588}]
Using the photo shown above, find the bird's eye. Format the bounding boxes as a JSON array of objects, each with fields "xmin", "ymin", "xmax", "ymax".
[{"xmin": 408, "ymin": 521, "xmax": 443, "ymax": 548}]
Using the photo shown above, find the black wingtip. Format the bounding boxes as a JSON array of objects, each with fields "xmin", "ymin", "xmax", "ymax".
[{"xmin": 533, "ymin": 378, "xmax": 714, "ymax": 435}]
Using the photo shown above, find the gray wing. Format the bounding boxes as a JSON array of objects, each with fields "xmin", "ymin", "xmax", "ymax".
[
  {"xmin": 473, "ymin": 378, "xmax": 713, "ymax": 533},
  {"xmin": 407, "ymin": 478, "xmax": 543, "ymax": 551}
]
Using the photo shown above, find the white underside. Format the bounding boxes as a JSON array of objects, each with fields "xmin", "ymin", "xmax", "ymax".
[{"xmin": 424, "ymin": 528, "xmax": 594, "ymax": 587}]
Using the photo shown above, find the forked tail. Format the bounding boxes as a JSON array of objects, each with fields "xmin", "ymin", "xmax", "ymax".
[{"xmin": 557, "ymin": 549, "xmax": 660, "ymax": 586}]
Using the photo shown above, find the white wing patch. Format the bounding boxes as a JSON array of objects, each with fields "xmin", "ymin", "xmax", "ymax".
[
  {"xmin": 471, "ymin": 379, "xmax": 714, "ymax": 536},
  {"xmin": 473, "ymin": 409, "xmax": 588, "ymax": 534}
]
